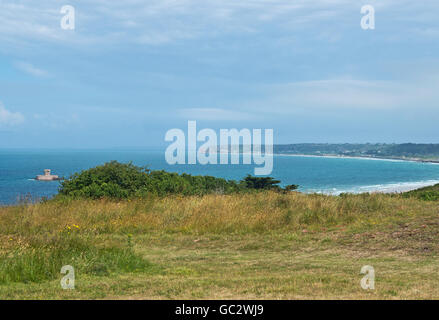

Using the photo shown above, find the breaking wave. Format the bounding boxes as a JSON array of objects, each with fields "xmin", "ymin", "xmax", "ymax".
[{"xmin": 306, "ymin": 179, "xmax": 439, "ymax": 195}]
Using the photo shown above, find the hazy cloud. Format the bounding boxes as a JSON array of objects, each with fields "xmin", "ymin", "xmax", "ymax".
[
  {"xmin": 0, "ymin": 103, "xmax": 25, "ymax": 126},
  {"xmin": 179, "ymin": 107, "xmax": 259, "ymax": 121},
  {"xmin": 15, "ymin": 61, "xmax": 49, "ymax": 77},
  {"xmin": 33, "ymin": 112, "xmax": 80, "ymax": 129},
  {"xmin": 237, "ymin": 75, "xmax": 439, "ymax": 116},
  {"xmin": 1, "ymin": 0, "xmax": 437, "ymax": 50}
]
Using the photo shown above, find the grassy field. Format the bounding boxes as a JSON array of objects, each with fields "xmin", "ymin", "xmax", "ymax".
[{"xmin": 1, "ymin": 191, "xmax": 439, "ymax": 299}]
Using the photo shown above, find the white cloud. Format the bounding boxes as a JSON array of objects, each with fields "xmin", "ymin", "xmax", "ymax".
[
  {"xmin": 15, "ymin": 61, "xmax": 49, "ymax": 77},
  {"xmin": 269, "ymin": 79, "xmax": 404, "ymax": 110},
  {"xmin": 0, "ymin": 103, "xmax": 25, "ymax": 126},
  {"xmin": 1, "ymin": 0, "xmax": 437, "ymax": 49},
  {"xmin": 178, "ymin": 107, "xmax": 259, "ymax": 121},
  {"xmin": 33, "ymin": 112, "xmax": 80, "ymax": 129},
  {"xmin": 233, "ymin": 74, "xmax": 439, "ymax": 116}
]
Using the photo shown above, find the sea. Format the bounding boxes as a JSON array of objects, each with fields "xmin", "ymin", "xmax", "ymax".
[{"xmin": 1, "ymin": 148, "xmax": 439, "ymax": 205}]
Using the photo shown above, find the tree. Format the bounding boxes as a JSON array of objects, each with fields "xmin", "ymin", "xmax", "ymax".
[
  {"xmin": 242, "ymin": 175, "xmax": 281, "ymax": 190},
  {"xmin": 284, "ymin": 184, "xmax": 299, "ymax": 192}
]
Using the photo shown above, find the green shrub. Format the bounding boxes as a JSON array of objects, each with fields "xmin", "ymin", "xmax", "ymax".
[
  {"xmin": 402, "ymin": 184, "xmax": 439, "ymax": 201},
  {"xmin": 58, "ymin": 161, "xmax": 299, "ymax": 199}
]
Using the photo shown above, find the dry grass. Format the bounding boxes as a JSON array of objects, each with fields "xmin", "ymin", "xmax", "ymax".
[
  {"xmin": 0, "ymin": 191, "xmax": 438, "ymax": 299},
  {"xmin": 1, "ymin": 192, "xmax": 434, "ymax": 235}
]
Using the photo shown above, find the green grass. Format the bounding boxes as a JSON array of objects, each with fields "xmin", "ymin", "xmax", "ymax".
[
  {"xmin": 0, "ymin": 234, "xmax": 159, "ymax": 285},
  {"xmin": 0, "ymin": 191, "xmax": 438, "ymax": 299},
  {"xmin": 403, "ymin": 183, "xmax": 439, "ymax": 201}
]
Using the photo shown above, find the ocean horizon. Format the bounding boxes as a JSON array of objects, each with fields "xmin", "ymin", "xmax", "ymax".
[{"xmin": 1, "ymin": 148, "xmax": 439, "ymax": 205}]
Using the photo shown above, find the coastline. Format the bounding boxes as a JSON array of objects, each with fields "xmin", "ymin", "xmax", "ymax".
[
  {"xmin": 275, "ymin": 153, "xmax": 439, "ymax": 164},
  {"xmin": 275, "ymin": 153, "xmax": 439, "ymax": 194},
  {"xmin": 304, "ymin": 179, "xmax": 439, "ymax": 195}
]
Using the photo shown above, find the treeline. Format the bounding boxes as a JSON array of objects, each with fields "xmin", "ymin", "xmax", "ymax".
[{"xmin": 58, "ymin": 161, "xmax": 298, "ymax": 199}]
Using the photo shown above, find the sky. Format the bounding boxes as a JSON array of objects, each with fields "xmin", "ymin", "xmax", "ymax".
[{"xmin": 0, "ymin": 0, "xmax": 438, "ymax": 148}]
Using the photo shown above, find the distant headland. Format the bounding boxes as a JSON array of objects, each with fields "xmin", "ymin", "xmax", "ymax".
[{"xmin": 273, "ymin": 143, "xmax": 439, "ymax": 163}]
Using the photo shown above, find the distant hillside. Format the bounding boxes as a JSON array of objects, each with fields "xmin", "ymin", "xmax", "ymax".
[{"xmin": 274, "ymin": 143, "xmax": 439, "ymax": 161}]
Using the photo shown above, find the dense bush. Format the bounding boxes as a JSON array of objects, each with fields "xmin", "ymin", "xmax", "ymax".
[
  {"xmin": 59, "ymin": 161, "xmax": 151, "ymax": 199},
  {"xmin": 58, "ymin": 161, "xmax": 298, "ymax": 199},
  {"xmin": 402, "ymin": 184, "xmax": 439, "ymax": 201}
]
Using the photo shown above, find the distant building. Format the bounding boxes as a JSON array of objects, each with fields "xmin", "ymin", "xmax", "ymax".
[{"xmin": 36, "ymin": 169, "xmax": 60, "ymax": 181}]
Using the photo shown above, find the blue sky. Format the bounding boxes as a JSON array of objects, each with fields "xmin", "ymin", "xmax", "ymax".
[{"xmin": 0, "ymin": 0, "xmax": 438, "ymax": 148}]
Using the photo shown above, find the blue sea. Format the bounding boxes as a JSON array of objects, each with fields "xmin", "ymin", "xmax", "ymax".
[{"xmin": 1, "ymin": 148, "xmax": 439, "ymax": 205}]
